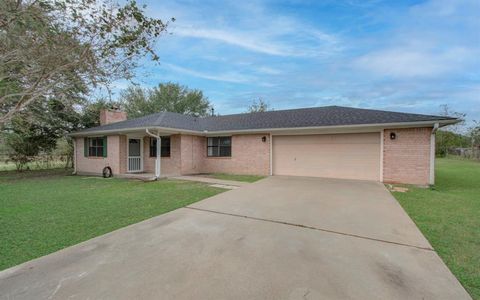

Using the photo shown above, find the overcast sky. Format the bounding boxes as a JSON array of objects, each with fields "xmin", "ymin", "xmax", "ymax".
[{"xmin": 112, "ymin": 0, "xmax": 480, "ymax": 124}]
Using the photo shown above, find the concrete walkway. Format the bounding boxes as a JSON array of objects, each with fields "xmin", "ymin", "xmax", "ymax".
[
  {"xmin": 0, "ymin": 176, "xmax": 471, "ymax": 300},
  {"xmin": 172, "ymin": 175, "xmax": 250, "ymax": 187}
]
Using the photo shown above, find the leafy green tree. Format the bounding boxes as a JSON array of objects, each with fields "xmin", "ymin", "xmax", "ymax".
[
  {"xmin": 468, "ymin": 121, "xmax": 480, "ymax": 149},
  {"xmin": 0, "ymin": 0, "xmax": 173, "ymax": 125},
  {"xmin": 120, "ymin": 83, "xmax": 211, "ymax": 118},
  {"xmin": 435, "ymin": 104, "xmax": 469, "ymax": 156},
  {"xmin": 247, "ymin": 98, "xmax": 271, "ymax": 113},
  {"xmin": 79, "ymin": 99, "xmax": 122, "ymax": 128},
  {"xmin": 435, "ymin": 130, "xmax": 470, "ymax": 157},
  {"xmin": 3, "ymin": 113, "xmax": 59, "ymax": 171},
  {"xmin": 1, "ymin": 96, "xmax": 124, "ymax": 170},
  {"xmin": 2, "ymin": 97, "xmax": 85, "ymax": 170}
]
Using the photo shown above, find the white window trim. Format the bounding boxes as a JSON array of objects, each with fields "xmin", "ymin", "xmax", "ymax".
[
  {"xmin": 86, "ymin": 136, "xmax": 106, "ymax": 158},
  {"xmin": 207, "ymin": 136, "xmax": 232, "ymax": 157}
]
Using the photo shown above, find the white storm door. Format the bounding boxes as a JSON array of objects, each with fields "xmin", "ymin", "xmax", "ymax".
[{"xmin": 127, "ymin": 138, "xmax": 143, "ymax": 172}]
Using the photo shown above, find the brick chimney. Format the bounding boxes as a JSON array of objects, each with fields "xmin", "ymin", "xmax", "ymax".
[{"xmin": 99, "ymin": 108, "xmax": 127, "ymax": 125}]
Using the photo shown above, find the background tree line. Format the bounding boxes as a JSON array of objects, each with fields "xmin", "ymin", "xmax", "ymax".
[
  {"xmin": 2, "ymin": 85, "xmax": 479, "ymax": 171},
  {"xmin": 435, "ymin": 105, "xmax": 479, "ymax": 158}
]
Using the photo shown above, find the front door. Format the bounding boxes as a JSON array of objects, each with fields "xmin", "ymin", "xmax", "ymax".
[{"xmin": 128, "ymin": 138, "xmax": 143, "ymax": 172}]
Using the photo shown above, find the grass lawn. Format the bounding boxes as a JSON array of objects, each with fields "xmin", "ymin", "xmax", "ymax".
[
  {"xmin": 392, "ymin": 158, "xmax": 480, "ymax": 299},
  {"xmin": 0, "ymin": 169, "xmax": 225, "ymax": 271},
  {"xmin": 209, "ymin": 173, "xmax": 265, "ymax": 183}
]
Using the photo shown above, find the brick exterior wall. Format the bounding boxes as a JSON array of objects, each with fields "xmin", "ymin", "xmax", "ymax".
[
  {"xmin": 201, "ymin": 134, "xmax": 270, "ymax": 175},
  {"xmin": 75, "ymin": 135, "xmax": 122, "ymax": 175},
  {"xmin": 99, "ymin": 109, "xmax": 127, "ymax": 125},
  {"xmin": 143, "ymin": 135, "xmax": 181, "ymax": 176},
  {"xmin": 383, "ymin": 127, "xmax": 432, "ymax": 185},
  {"xmin": 74, "ymin": 129, "xmax": 433, "ymax": 184},
  {"xmin": 119, "ymin": 135, "xmax": 127, "ymax": 174},
  {"xmin": 75, "ymin": 133, "xmax": 271, "ymax": 176},
  {"xmin": 180, "ymin": 135, "xmax": 204, "ymax": 174}
]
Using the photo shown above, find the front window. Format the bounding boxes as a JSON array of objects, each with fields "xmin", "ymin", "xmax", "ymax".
[
  {"xmin": 207, "ymin": 137, "xmax": 231, "ymax": 157},
  {"xmin": 149, "ymin": 137, "xmax": 171, "ymax": 157},
  {"xmin": 88, "ymin": 137, "xmax": 104, "ymax": 157}
]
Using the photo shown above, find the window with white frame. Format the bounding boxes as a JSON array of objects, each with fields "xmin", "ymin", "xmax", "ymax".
[
  {"xmin": 207, "ymin": 137, "xmax": 231, "ymax": 157},
  {"xmin": 86, "ymin": 137, "xmax": 105, "ymax": 157},
  {"xmin": 149, "ymin": 137, "xmax": 171, "ymax": 157}
]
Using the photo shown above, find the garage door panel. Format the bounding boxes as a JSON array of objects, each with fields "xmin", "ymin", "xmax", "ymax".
[{"xmin": 273, "ymin": 133, "xmax": 380, "ymax": 181}]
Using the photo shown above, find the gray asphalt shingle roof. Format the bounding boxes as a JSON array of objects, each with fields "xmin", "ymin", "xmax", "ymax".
[{"xmin": 73, "ymin": 105, "xmax": 455, "ymax": 135}]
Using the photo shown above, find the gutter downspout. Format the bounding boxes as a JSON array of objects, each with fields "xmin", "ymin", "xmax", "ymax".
[
  {"xmin": 430, "ymin": 123, "xmax": 439, "ymax": 185},
  {"xmin": 146, "ymin": 129, "xmax": 161, "ymax": 179}
]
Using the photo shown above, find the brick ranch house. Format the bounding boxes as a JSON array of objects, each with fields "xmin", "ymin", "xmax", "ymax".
[{"xmin": 69, "ymin": 106, "xmax": 457, "ymax": 185}]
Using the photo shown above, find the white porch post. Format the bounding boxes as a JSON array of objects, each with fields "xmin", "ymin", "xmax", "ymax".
[
  {"xmin": 156, "ymin": 136, "xmax": 161, "ymax": 178},
  {"xmin": 146, "ymin": 128, "xmax": 161, "ymax": 179}
]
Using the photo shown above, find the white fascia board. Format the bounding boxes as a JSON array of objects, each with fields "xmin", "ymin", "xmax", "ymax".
[
  {"xmin": 68, "ymin": 126, "xmax": 201, "ymax": 137},
  {"xmin": 205, "ymin": 119, "xmax": 458, "ymax": 136},
  {"xmin": 69, "ymin": 119, "xmax": 457, "ymax": 137}
]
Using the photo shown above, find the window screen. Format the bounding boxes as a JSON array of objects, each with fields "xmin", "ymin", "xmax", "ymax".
[
  {"xmin": 88, "ymin": 137, "xmax": 104, "ymax": 157},
  {"xmin": 149, "ymin": 137, "xmax": 171, "ymax": 157},
  {"xmin": 207, "ymin": 137, "xmax": 231, "ymax": 157}
]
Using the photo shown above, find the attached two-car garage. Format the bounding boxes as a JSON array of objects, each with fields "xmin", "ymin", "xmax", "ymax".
[{"xmin": 272, "ymin": 132, "xmax": 381, "ymax": 181}]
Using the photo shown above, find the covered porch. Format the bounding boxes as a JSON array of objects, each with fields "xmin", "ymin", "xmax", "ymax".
[
  {"xmin": 120, "ymin": 128, "xmax": 178, "ymax": 179},
  {"xmin": 75, "ymin": 128, "xmax": 205, "ymax": 179}
]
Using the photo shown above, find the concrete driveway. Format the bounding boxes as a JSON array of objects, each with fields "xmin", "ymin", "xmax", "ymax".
[{"xmin": 0, "ymin": 176, "xmax": 471, "ymax": 300}]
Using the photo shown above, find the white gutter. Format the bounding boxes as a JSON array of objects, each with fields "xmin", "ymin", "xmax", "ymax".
[
  {"xmin": 69, "ymin": 119, "xmax": 458, "ymax": 137},
  {"xmin": 432, "ymin": 122, "xmax": 440, "ymax": 133},
  {"xmin": 205, "ymin": 119, "xmax": 458, "ymax": 135},
  {"xmin": 69, "ymin": 126, "xmax": 200, "ymax": 137},
  {"xmin": 146, "ymin": 129, "xmax": 161, "ymax": 179},
  {"xmin": 429, "ymin": 123, "xmax": 440, "ymax": 185}
]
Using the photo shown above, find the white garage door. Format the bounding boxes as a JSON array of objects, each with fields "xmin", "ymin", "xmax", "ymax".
[{"xmin": 272, "ymin": 133, "xmax": 381, "ymax": 181}]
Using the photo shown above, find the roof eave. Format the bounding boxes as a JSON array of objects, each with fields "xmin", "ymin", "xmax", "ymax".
[
  {"xmin": 203, "ymin": 119, "xmax": 459, "ymax": 135},
  {"xmin": 67, "ymin": 126, "xmax": 202, "ymax": 137},
  {"xmin": 68, "ymin": 118, "xmax": 457, "ymax": 137}
]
